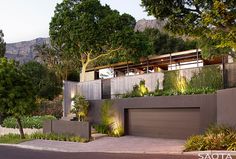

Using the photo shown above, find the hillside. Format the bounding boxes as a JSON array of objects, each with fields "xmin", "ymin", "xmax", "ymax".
[{"xmin": 5, "ymin": 38, "xmax": 49, "ymax": 63}]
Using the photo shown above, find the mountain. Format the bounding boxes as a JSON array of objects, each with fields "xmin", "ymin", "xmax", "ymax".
[
  {"xmin": 5, "ymin": 19, "xmax": 165, "ymax": 63},
  {"xmin": 135, "ymin": 19, "xmax": 166, "ymax": 32},
  {"xmin": 5, "ymin": 38, "xmax": 49, "ymax": 63}
]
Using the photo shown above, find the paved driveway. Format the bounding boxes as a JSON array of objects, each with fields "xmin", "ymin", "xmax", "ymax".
[{"xmin": 19, "ymin": 136, "xmax": 185, "ymax": 154}]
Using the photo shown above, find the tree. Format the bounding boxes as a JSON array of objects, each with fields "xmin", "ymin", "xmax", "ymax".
[
  {"xmin": 50, "ymin": 0, "xmax": 150, "ymax": 82},
  {"xmin": 0, "ymin": 58, "xmax": 36, "ymax": 139},
  {"xmin": 141, "ymin": 0, "xmax": 236, "ymax": 58},
  {"xmin": 0, "ymin": 30, "xmax": 6, "ymax": 57},
  {"xmin": 34, "ymin": 44, "xmax": 80, "ymax": 81},
  {"xmin": 142, "ymin": 28, "xmax": 197, "ymax": 55},
  {"xmin": 21, "ymin": 61, "xmax": 62, "ymax": 100}
]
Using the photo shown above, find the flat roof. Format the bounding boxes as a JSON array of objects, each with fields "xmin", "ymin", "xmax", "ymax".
[{"xmin": 86, "ymin": 49, "xmax": 202, "ymax": 71}]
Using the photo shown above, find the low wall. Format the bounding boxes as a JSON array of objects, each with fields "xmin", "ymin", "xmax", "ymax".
[
  {"xmin": 217, "ymin": 88, "xmax": 236, "ymax": 127},
  {"xmin": 0, "ymin": 126, "xmax": 42, "ymax": 135},
  {"xmin": 43, "ymin": 120, "xmax": 91, "ymax": 140},
  {"xmin": 88, "ymin": 94, "xmax": 217, "ymax": 135}
]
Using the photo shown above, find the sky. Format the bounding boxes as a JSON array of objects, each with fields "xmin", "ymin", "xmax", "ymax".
[{"xmin": 0, "ymin": 0, "xmax": 154, "ymax": 43}]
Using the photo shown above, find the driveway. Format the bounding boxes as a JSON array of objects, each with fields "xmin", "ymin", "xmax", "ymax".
[{"xmin": 18, "ymin": 136, "xmax": 185, "ymax": 154}]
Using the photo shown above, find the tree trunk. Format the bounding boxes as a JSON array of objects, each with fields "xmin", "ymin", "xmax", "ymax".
[
  {"xmin": 16, "ymin": 117, "xmax": 25, "ymax": 139},
  {"xmin": 80, "ymin": 64, "xmax": 87, "ymax": 82}
]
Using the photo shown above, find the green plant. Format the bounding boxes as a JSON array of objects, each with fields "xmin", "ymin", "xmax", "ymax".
[
  {"xmin": 163, "ymin": 70, "xmax": 179, "ymax": 91},
  {"xmin": 96, "ymin": 100, "xmax": 124, "ymax": 137},
  {"xmin": 101, "ymin": 100, "xmax": 114, "ymax": 126},
  {"xmin": 122, "ymin": 80, "xmax": 149, "ymax": 98},
  {"xmin": 0, "ymin": 134, "xmax": 31, "ymax": 144},
  {"xmin": 228, "ymin": 142, "xmax": 236, "ymax": 151},
  {"xmin": 2, "ymin": 115, "xmax": 56, "ymax": 129},
  {"xmin": 93, "ymin": 124, "xmax": 110, "ymax": 134},
  {"xmin": 70, "ymin": 95, "xmax": 89, "ymax": 121},
  {"xmin": 185, "ymin": 124, "xmax": 236, "ymax": 151},
  {"xmin": 30, "ymin": 132, "xmax": 88, "ymax": 143},
  {"xmin": 189, "ymin": 65, "xmax": 223, "ymax": 90},
  {"xmin": 33, "ymin": 96, "xmax": 63, "ymax": 119},
  {"xmin": 185, "ymin": 135, "xmax": 207, "ymax": 151}
]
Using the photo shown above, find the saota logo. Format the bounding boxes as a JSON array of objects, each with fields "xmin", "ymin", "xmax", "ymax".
[{"xmin": 198, "ymin": 153, "xmax": 232, "ymax": 159}]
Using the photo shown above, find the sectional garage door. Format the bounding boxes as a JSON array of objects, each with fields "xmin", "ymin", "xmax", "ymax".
[{"xmin": 127, "ymin": 108, "xmax": 200, "ymax": 139}]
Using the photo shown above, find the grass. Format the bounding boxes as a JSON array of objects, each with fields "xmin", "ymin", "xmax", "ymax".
[
  {"xmin": 0, "ymin": 134, "xmax": 31, "ymax": 144},
  {"xmin": 0, "ymin": 133, "xmax": 88, "ymax": 144}
]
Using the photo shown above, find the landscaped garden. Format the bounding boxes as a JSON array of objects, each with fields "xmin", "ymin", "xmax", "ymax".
[
  {"xmin": 121, "ymin": 65, "xmax": 223, "ymax": 98},
  {"xmin": 185, "ymin": 125, "xmax": 236, "ymax": 151}
]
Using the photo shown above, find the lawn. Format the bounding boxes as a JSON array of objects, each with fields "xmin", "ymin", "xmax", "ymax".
[{"xmin": 0, "ymin": 134, "xmax": 31, "ymax": 144}]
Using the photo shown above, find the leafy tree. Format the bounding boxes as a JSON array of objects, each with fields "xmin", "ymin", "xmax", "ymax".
[
  {"xmin": 142, "ymin": 28, "xmax": 197, "ymax": 55},
  {"xmin": 0, "ymin": 58, "xmax": 36, "ymax": 139},
  {"xmin": 20, "ymin": 61, "xmax": 62, "ymax": 100},
  {"xmin": 0, "ymin": 30, "xmax": 6, "ymax": 57},
  {"xmin": 141, "ymin": 0, "xmax": 236, "ymax": 58},
  {"xmin": 50, "ymin": 0, "xmax": 150, "ymax": 81},
  {"xmin": 34, "ymin": 44, "xmax": 80, "ymax": 81}
]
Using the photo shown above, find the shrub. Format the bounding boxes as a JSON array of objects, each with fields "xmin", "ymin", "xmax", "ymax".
[
  {"xmin": 2, "ymin": 115, "xmax": 56, "ymax": 129},
  {"xmin": 33, "ymin": 96, "xmax": 63, "ymax": 119},
  {"xmin": 122, "ymin": 80, "xmax": 149, "ymax": 98},
  {"xmin": 189, "ymin": 65, "xmax": 223, "ymax": 90},
  {"xmin": 185, "ymin": 124, "xmax": 236, "ymax": 151},
  {"xmin": 163, "ymin": 70, "xmax": 182, "ymax": 91},
  {"xmin": 93, "ymin": 124, "xmax": 110, "ymax": 134},
  {"xmin": 70, "ymin": 95, "xmax": 89, "ymax": 121},
  {"xmin": 30, "ymin": 132, "xmax": 88, "ymax": 143},
  {"xmin": 94, "ymin": 100, "xmax": 124, "ymax": 137},
  {"xmin": 185, "ymin": 135, "xmax": 206, "ymax": 151}
]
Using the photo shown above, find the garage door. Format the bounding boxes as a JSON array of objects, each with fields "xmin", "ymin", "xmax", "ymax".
[{"xmin": 127, "ymin": 108, "xmax": 200, "ymax": 139}]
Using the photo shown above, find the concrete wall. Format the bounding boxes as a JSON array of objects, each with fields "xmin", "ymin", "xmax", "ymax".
[
  {"xmin": 63, "ymin": 80, "xmax": 102, "ymax": 117},
  {"xmin": 217, "ymin": 88, "xmax": 236, "ymax": 127},
  {"xmin": 88, "ymin": 94, "xmax": 217, "ymax": 134},
  {"xmin": 43, "ymin": 120, "xmax": 91, "ymax": 140},
  {"xmin": 110, "ymin": 72, "xmax": 164, "ymax": 98},
  {"xmin": 80, "ymin": 71, "xmax": 95, "ymax": 82}
]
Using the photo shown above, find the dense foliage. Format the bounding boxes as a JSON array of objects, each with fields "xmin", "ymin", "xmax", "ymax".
[
  {"xmin": 163, "ymin": 65, "xmax": 223, "ymax": 93},
  {"xmin": 50, "ymin": 0, "xmax": 151, "ymax": 81},
  {"xmin": 142, "ymin": 28, "xmax": 197, "ymax": 55},
  {"xmin": 21, "ymin": 61, "xmax": 62, "ymax": 100},
  {"xmin": 141, "ymin": 0, "xmax": 236, "ymax": 58},
  {"xmin": 0, "ymin": 30, "xmax": 5, "ymax": 57},
  {"xmin": 2, "ymin": 115, "xmax": 56, "ymax": 129},
  {"xmin": 0, "ymin": 58, "xmax": 37, "ymax": 138},
  {"xmin": 185, "ymin": 125, "xmax": 236, "ymax": 151},
  {"xmin": 34, "ymin": 44, "xmax": 80, "ymax": 81},
  {"xmin": 70, "ymin": 95, "xmax": 89, "ymax": 121},
  {"xmin": 33, "ymin": 96, "xmax": 63, "ymax": 119}
]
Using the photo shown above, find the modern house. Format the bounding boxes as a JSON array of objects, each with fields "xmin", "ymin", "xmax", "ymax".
[
  {"xmin": 81, "ymin": 49, "xmax": 225, "ymax": 82},
  {"xmin": 63, "ymin": 49, "xmax": 236, "ymax": 139}
]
